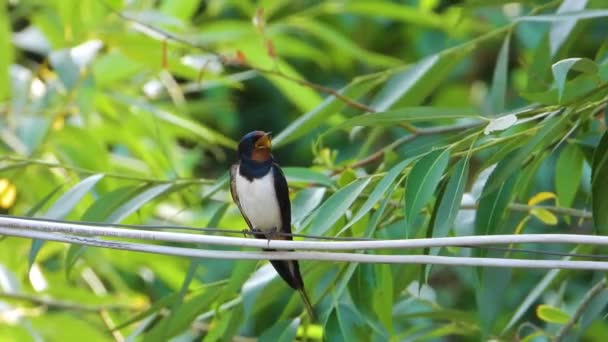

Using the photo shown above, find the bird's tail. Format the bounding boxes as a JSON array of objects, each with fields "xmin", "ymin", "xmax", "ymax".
[{"xmin": 298, "ymin": 288, "xmax": 316, "ymax": 321}]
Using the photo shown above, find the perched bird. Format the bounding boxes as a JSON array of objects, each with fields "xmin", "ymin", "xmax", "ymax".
[{"xmin": 229, "ymin": 131, "xmax": 314, "ymax": 319}]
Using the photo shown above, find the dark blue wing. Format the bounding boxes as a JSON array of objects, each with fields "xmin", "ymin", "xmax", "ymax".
[{"xmin": 272, "ymin": 163, "xmax": 292, "ymax": 237}]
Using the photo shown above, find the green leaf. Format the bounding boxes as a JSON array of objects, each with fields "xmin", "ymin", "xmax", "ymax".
[
  {"xmin": 404, "ymin": 149, "xmax": 450, "ymax": 236},
  {"xmin": 44, "ymin": 174, "xmax": 104, "ymax": 219},
  {"xmin": 143, "ymin": 291, "xmax": 218, "ymax": 341},
  {"xmin": 486, "ymin": 34, "xmax": 510, "ymax": 115},
  {"xmin": 292, "ymin": 187, "xmax": 327, "ymax": 229},
  {"xmin": 592, "ymin": 130, "xmax": 608, "ymax": 234},
  {"xmin": 111, "ymin": 94, "xmax": 237, "ymax": 149},
  {"xmin": 273, "ymin": 74, "xmax": 383, "ymax": 148},
  {"xmin": 258, "ymin": 318, "xmax": 300, "ymax": 342},
  {"xmin": 0, "ymin": 3, "xmax": 13, "ymax": 101},
  {"xmin": 29, "ymin": 174, "xmax": 104, "ymax": 269},
  {"xmin": 335, "ymin": 107, "xmax": 479, "ymax": 131},
  {"xmin": 476, "ymin": 161, "xmax": 518, "ymax": 236},
  {"xmin": 483, "ymin": 112, "xmax": 570, "ymax": 194},
  {"xmin": 325, "ymin": 304, "xmax": 368, "ymax": 342},
  {"xmin": 526, "ymin": 34, "xmax": 551, "ymax": 92},
  {"xmin": 286, "ymin": 19, "xmax": 401, "ymax": 68},
  {"xmin": 66, "ymin": 185, "xmax": 142, "ymax": 278},
  {"xmin": 431, "ymin": 157, "xmax": 469, "ymax": 252},
  {"xmin": 338, "ymin": 158, "xmax": 414, "ymax": 235},
  {"xmin": 373, "ymin": 264, "xmax": 393, "ymax": 333},
  {"xmin": 283, "ymin": 167, "xmax": 334, "ymax": 188},
  {"xmin": 536, "ymin": 304, "xmax": 570, "ymax": 324},
  {"xmin": 477, "ymin": 268, "xmax": 512, "ymax": 334},
  {"xmin": 370, "ymin": 48, "xmax": 471, "ymax": 110},
  {"xmin": 555, "ymin": 144, "xmax": 584, "ymax": 208},
  {"xmin": 106, "ymin": 183, "xmax": 173, "ymax": 223},
  {"xmin": 518, "ymin": 10, "xmax": 608, "ymax": 22},
  {"xmin": 307, "ymin": 178, "xmax": 371, "ymax": 236},
  {"xmin": 551, "ymin": 58, "xmax": 598, "ymax": 101},
  {"xmin": 549, "ymin": 0, "xmax": 589, "ymax": 56}
]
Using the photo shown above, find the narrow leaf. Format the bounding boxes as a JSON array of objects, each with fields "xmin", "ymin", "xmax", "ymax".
[
  {"xmin": 404, "ymin": 149, "xmax": 450, "ymax": 236},
  {"xmin": 283, "ymin": 167, "xmax": 334, "ymax": 188},
  {"xmin": 549, "ymin": 0, "xmax": 589, "ymax": 56},
  {"xmin": 484, "ymin": 112, "xmax": 570, "ymax": 194},
  {"xmin": 106, "ymin": 183, "xmax": 172, "ymax": 223},
  {"xmin": 486, "ymin": 34, "xmax": 510, "ymax": 115},
  {"xmin": 30, "ymin": 174, "xmax": 104, "ymax": 269},
  {"xmin": 475, "ymin": 160, "xmax": 518, "ymax": 236},
  {"xmin": 308, "ymin": 178, "xmax": 371, "ymax": 236},
  {"xmin": 335, "ymin": 107, "xmax": 479, "ymax": 131},
  {"xmin": 551, "ymin": 58, "xmax": 598, "ymax": 101},
  {"xmin": 536, "ymin": 304, "xmax": 570, "ymax": 324},
  {"xmin": 431, "ymin": 157, "xmax": 469, "ymax": 253},
  {"xmin": 555, "ymin": 144, "xmax": 585, "ymax": 208},
  {"xmin": 592, "ymin": 130, "xmax": 608, "ymax": 233},
  {"xmin": 273, "ymin": 74, "xmax": 382, "ymax": 147},
  {"xmin": 339, "ymin": 158, "xmax": 413, "ymax": 234},
  {"xmin": 44, "ymin": 174, "xmax": 104, "ymax": 219}
]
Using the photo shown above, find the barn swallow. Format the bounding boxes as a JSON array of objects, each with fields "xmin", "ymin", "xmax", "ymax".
[{"xmin": 229, "ymin": 131, "xmax": 315, "ymax": 319}]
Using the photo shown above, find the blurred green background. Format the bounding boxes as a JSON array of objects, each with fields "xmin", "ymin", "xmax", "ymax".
[{"xmin": 1, "ymin": 0, "xmax": 608, "ymax": 341}]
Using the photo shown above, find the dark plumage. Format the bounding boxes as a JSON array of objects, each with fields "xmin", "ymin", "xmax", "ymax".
[{"xmin": 229, "ymin": 131, "xmax": 314, "ymax": 318}]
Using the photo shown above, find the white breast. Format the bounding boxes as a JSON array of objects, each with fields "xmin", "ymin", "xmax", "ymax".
[{"xmin": 235, "ymin": 166, "xmax": 283, "ymax": 232}]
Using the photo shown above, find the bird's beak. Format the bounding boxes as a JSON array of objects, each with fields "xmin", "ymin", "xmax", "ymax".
[{"xmin": 255, "ymin": 133, "xmax": 272, "ymax": 150}]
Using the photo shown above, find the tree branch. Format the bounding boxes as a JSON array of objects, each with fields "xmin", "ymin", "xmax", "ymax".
[{"xmin": 554, "ymin": 278, "xmax": 607, "ymax": 341}]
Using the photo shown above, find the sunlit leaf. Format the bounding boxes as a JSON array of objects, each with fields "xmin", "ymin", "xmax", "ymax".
[
  {"xmin": 527, "ymin": 192, "xmax": 557, "ymax": 206},
  {"xmin": 536, "ymin": 304, "xmax": 570, "ymax": 324}
]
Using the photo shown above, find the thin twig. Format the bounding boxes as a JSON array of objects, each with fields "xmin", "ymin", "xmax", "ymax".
[
  {"xmin": 1, "ymin": 156, "xmax": 214, "ymax": 185},
  {"xmin": 337, "ymin": 122, "xmax": 482, "ymax": 172},
  {"xmin": 0, "ymin": 292, "xmax": 141, "ymax": 312},
  {"xmin": 460, "ymin": 203, "xmax": 593, "ymax": 220},
  {"xmin": 554, "ymin": 278, "xmax": 607, "ymax": 341}
]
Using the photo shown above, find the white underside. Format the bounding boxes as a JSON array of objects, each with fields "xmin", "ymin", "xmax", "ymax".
[{"xmin": 235, "ymin": 166, "xmax": 282, "ymax": 231}]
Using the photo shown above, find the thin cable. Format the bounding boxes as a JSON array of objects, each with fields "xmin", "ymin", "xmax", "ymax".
[
  {"xmin": 4, "ymin": 216, "xmax": 608, "ymax": 252},
  {"xmin": 2, "ymin": 227, "xmax": 608, "ymax": 271}
]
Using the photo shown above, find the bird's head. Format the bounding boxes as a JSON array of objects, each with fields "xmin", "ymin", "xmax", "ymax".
[{"xmin": 237, "ymin": 131, "xmax": 273, "ymax": 162}]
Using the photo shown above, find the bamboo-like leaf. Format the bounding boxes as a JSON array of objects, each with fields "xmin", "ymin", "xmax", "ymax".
[
  {"xmin": 404, "ymin": 149, "xmax": 450, "ymax": 236},
  {"xmin": 43, "ymin": 174, "xmax": 104, "ymax": 219},
  {"xmin": 536, "ymin": 304, "xmax": 570, "ymax": 324},
  {"xmin": 518, "ymin": 10, "xmax": 608, "ymax": 22},
  {"xmin": 335, "ymin": 107, "xmax": 479, "ymax": 131},
  {"xmin": 552, "ymin": 58, "xmax": 598, "ymax": 101},
  {"xmin": 592, "ymin": 130, "xmax": 608, "ymax": 233},
  {"xmin": 307, "ymin": 178, "xmax": 371, "ymax": 236},
  {"xmin": 325, "ymin": 304, "xmax": 368, "ymax": 342},
  {"xmin": 292, "ymin": 187, "xmax": 326, "ymax": 229},
  {"xmin": 283, "ymin": 167, "xmax": 334, "ymax": 188},
  {"xmin": 483, "ymin": 112, "xmax": 570, "ymax": 195},
  {"xmin": 476, "ymin": 160, "xmax": 518, "ymax": 236},
  {"xmin": 258, "ymin": 318, "xmax": 300, "ymax": 342},
  {"xmin": 486, "ymin": 34, "xmax": 510, "ymax": 115},
  {"xmin": 339, "ymin": 158, "xmax": 413, "ymax": 235},
  {"xmin": 549, "ymin": 0, "xmax": 589, "ymax": 56},
  {"xmin": 477, "ymin": 268, "xmax": 512, "ymax": 335},
  {"xmin": 431, "ymin": 157, "xmax": 469, "ymax": 252},
  {"xmin": 273, "ymin": 74, "xmax": 383, "ymax": 147},
  {"xmin": 0, "ymin": 4, "xmax": 13, "ymax": 101},
  {"xmin": 106, "ymin": 183, "xmax": 173, "ymax": 223},
  {"xmin": 29, "ymin": 174, "xmax": 104, "ymax": 269}
]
